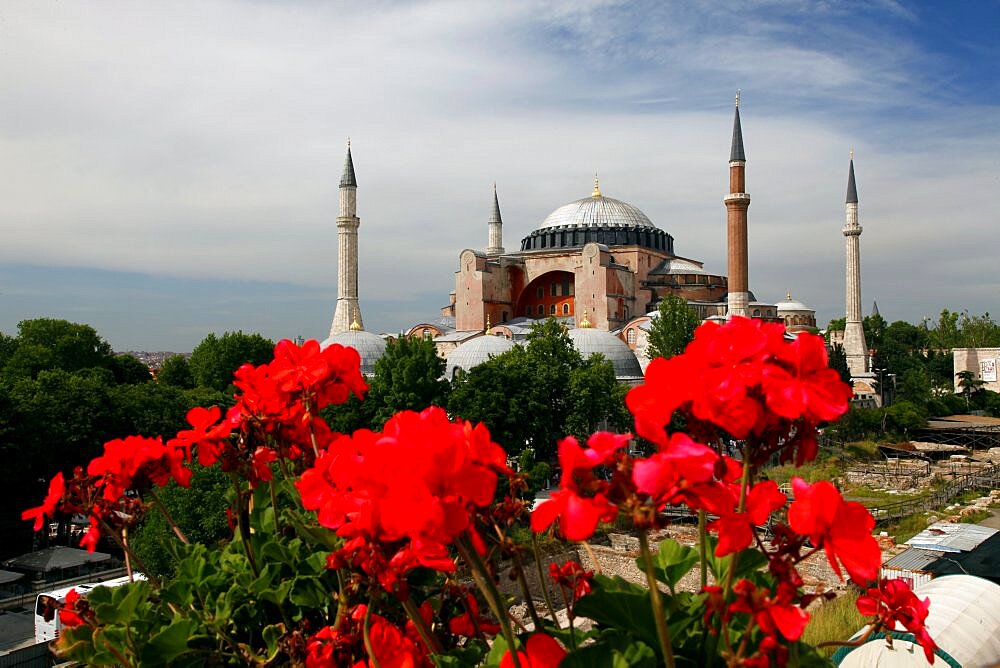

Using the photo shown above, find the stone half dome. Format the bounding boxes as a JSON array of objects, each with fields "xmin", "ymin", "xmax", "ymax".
[
  {"xmin": 445, "ymin": 334, "xmax": 516, "ymax": 379},
  {"xmin": 776, "ymin": 293, "xmax": 813, "ymax": 313},
  {"xmin": 568, "ymin": 326, "xmax": 643, "ymax": 381},
  {"xmin": 520, "ymin": 178, "xmax": 674, "ymax": 253},
  {"xmin": 321, "ymin": 329, "xmax": 387, "ymax": 376}
]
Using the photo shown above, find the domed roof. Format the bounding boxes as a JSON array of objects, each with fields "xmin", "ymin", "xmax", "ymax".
[
  {"xmin": 539, "ymin": 195, "xmax": 656, "ymax": 231},
  {"xmin": 321, "ymin": 329, "xmax": 387, "ymax": 376},
  {"xmin": 568, "ymin": 326, "xmax": 643, "ymax": 380},
  {"xmin": 776, "ymin": 292, "xmax": 813, "ymax": 313},
  {"xmin": 445, "ymin": 334, "xmax": 516, "ymax": 378}
]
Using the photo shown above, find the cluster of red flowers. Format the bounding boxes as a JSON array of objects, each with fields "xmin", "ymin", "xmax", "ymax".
[
  {"xmin": 22, "ymin": 435, "xmax": 192, "ymax": 551},
  {"xmin": 857, "ymin": 578, "xmax": 938, "ymax": 663},
  {"xmin": 306, "ymin": 604, "xmax": 430, "ymax": 668},
  {"xmin": 627, "ymin": 317, "xmax": 853, "ymax": 465},
  {"xmin": 23, "ymin": 339, "xmax": 367, "ymax": 552},
  {"xmin": 297, "ymin": 406, "xmax": 510, "ymax": 593},
  {"xmin": 548, "ymin": 559, "xmax": 593, "ymax": 604}
]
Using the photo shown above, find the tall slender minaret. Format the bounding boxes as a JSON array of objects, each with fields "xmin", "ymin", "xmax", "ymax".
[
  {"xmin": 329, "ymin": 140, "xmax": 362, "ymax": 336},
  {"xmin": 842, "ymin": 151, "xmax": 868, "ymax": 375},
  {"xmin": 486, "ymin": 183, "xmax": 504, "ymax": 256},
  {"xmin": 725, "ymin": 91, "xmax": 751, "ymax": 319}
]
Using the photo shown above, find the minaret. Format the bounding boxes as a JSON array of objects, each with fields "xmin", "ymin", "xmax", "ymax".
[
  {"xmin": 329, "ymin": 140, "xmax": 362, "ymax": 336},
  {"xmin": 486, "ymin": 183, "xmax": 504, "ymax": 256},
  {"xmin": 842, "ymin": 151, "xmax": 868, "ymax": 375},
  {"xmin": 725, "ymin": 91, "xmax": 751, "ymax": 319}
]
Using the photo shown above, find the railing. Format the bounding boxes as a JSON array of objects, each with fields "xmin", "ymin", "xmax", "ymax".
[{"xmin": 866, "ymin": 464, "xmax": 1000, "ymax": 524}]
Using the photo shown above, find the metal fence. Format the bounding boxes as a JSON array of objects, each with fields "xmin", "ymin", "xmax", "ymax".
[{"xmin": 867, "ymin": 464, "xmax": 1000, "ymax": 524}]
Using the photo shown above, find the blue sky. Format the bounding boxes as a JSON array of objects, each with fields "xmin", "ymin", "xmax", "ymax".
[{"xmin": 1, "ymin": 1, "xmax": 998, "ymax": 351}]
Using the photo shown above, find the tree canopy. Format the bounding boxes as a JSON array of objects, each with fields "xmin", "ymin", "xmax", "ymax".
[
  {"xmin": 645, "ymin": 295, "xmax": 699, "ymax": 361},
  {"xmin": 188, "ymin": 331, "xmax": 275, "ymax": 391}
]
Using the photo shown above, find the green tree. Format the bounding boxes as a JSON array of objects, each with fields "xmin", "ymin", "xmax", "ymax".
[
  {"xmin": 828, "ymin": 343, "xmax": 852, "ymax": 384},
  {"xmin": 129, "ymin": 463, "xmax": 231, "ymax": 577},
  {"xmin": 189, "ymin": 331, "xmax": 274, "ymax": 391},
  {"xmin": 157, "ymin": 354, "xmax": 195, "ymax": 389},
  {"xmin": 363, "ymin": 335, "xmax": 450, "ymax": 429},
  {"xmin": 825, "ymin": 317, "xmax": 846, "ymax": 332},
  {"xmin": 927, "ymin": 309, "xmax": 961, "ymax": 350},
  {"xmin": 449, "ymin": 319, "xmax": 626, "ymax": 461},
  {"xmin": 645, "ymin": 295, "xmax": 699, "ymax": 360},
  {"xmin": 959, "ymin": 311, "xmax": 1000, "ymax": 348},
  {"xmin": 109, "ymin": 354, "xmax": 152, "ymax": 385},
  {"xmin": 112, "ymin": 382, "xmax": 191, "ymax": 438},
  {"xmin": 2, "ymin": 319, "xmax": 114, "ymax": 379},
  {"xmin": 863, "ymin": 313, "xmax": 887, "ymax": 352}
]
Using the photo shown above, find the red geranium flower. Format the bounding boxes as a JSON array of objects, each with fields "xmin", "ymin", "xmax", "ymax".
[
  {"xmin": 709, "ymin": 480, "xmax": 786, "ymax": 556},
  {"xmin": 787, "ymin": 478, "xmax": 881, "ymax": 584},
  {"xmin": 168, "ymin": 406, "xmax": 233, "ymax": 467},
  {"xmin": 500, "ymin": 633, "xmax": 567, "ymax": 668},
  {"xmin": 58, "ymin": 588, "xmax": 86, "ymax": 628},
  {"xmin": 21, "ymin": 472, "xmax": 65, "ymax": 531},
  {"xmin": 857, "ymin": 578, "xmax": 938, "ymax": 664}
]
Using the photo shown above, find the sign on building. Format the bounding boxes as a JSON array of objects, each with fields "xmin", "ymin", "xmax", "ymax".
[{"xmin": 982, "ymin": 358, "xmax": 998, "ymax": 382}]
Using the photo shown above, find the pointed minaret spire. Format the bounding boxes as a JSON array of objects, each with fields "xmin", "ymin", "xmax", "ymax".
[
  {"xmin": 846, "ymin": 149, "xmax": 858, "ymax": 203},
  {"xmin": 486, "ymin": 182, "xmax": 504, "ymax": 256},
  {"xmin": 340, "ymin": 138, "xmax": 357, "ymax": 187},
  {"xmin": 842, "ymin": 151, "xmax": 868, "ymax": 376},
  {"xmin": 330, "ymin": 140, "xmax": 363, "ymax": 336},
  {"xmin": 725, "ymin": 91, "xmax": 751, "ymax": 319},
  {"xmin": 730, "ymin": 91, "xmax": 746, "ymax": 162}
]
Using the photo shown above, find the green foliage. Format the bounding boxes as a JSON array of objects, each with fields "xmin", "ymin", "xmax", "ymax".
[
  {"xmin": 449, "ymin": 319, "xmax": 626, "ymax": 461},
  {"xmin": 895, "ymin": 366, "xmax": 932, "ymax": 407},
  {"xmin": 645, "ymin": 295, "xmax": 699, "ymax": 361},
  {"xmin": 882, "ymin": 400, "xmax": 927, "ymax": 437},
  {"xmin": 130, "ymin": 463, "xmax": 231, "ymax": 577},
  {"xmin": 112, "ymin": 382, "xmax": 191, "ymax": 437},
  {"xmin": 109, "ymin": 354, "xmax": 152, "ymax": 385},
  {"xmin": 158, "ymin": 354, "xmax": 195, "ymax": 389},
  {"xmin": 7, "ymin": 319, "xmax": 114, "ymax": 378},
  {"xmin": 828, "ymin": 343, "xmax": 851, "ymax": 384},
  {"xmin": 189, "ymin": 331, "xmax": 274, "ymax": 391},
  {"xmin": 365, "ymin": 335, "xmax": 449, "ymax": 429}
]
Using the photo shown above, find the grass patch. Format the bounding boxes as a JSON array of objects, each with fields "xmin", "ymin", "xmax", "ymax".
[
  {"xmin": 801, "ymin": 590, "xmax": 866, "ymax": 655},
  {"xmin": 843, "ymin": 440, "xmax": 880, "ymax": 460},
  {"xmin": 884, "ymin": 513, "xmax": 932, "ymax": 543},
  {"xmin": 960, "ymin": 509, "xmax": 991, "ymax": 524}
]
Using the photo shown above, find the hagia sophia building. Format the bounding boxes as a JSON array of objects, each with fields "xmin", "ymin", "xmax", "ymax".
[{"xmin": 323, "ymin": 96, "xmax": 846, "ymax": 382}]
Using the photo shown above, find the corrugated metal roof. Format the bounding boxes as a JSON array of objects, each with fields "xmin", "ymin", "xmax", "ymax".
[
  {"xmin": 882, "ymin": 548, "xmax": 945, "ymax": 571},
  {"xmin": 906, "ymin": 522, "xmax": 998, "ymax": 554}
]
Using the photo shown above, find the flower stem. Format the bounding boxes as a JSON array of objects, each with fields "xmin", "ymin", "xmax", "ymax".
[
  {"xmin": 698, "ymin": 509, "xmax": 708, "ymax": 589},
  {"xmin": 638, "ymin": 531, "xmax": 675, "ymax": 668},
  {"xmin": 232, "ymin": 476, "xmax": 259, "ymax": 576},
  {"xmin": 457, "ymin": 536, "xmax": 521, "ymax": 668},
  {"xmin": 510, "ymin": 551, "xmax": 544, "ymax": 630},
  {"xmin": 530, "ymin": 533, "xmax": 560, "ymax": 629},
  {"xmin": 401, "ymin": 595, "xmax": 443, "ymax": 655},
  {"xmin": 148, "ymin": 488, "xmax": 190, "ymax": 544},
  {"xmin": 362, "ymin": 599, "xmax": 382, "ymax": 668},
  {"xmin": 96, "ymin": 517, "xmax": 160, "ymax": 588}
]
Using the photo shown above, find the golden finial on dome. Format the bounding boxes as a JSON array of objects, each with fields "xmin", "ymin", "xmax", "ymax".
[
  {"xmin": 735, "ymin": 89, "xmax": 741, "ymax": 108},
  {"xmin": 485, "ymin": 314, "xmax": 491, "ymax": 334},
  {"xmin": 580, "ymin": 307, "xmax": 592, "ymax": 328},
  {"xmin": 350, "ymin": 307, "xmax": 362, "ymax": 331},
  {"xmin": 592, "ymin": 173, "xmax": 602, "ymax": 198},
  {"xmin": 786, "ymin": 291, "xmax": 792, "ymax": 301}
]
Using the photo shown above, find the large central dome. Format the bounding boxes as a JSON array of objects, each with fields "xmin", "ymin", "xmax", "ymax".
[
  {"xmin": 539, "ymin": 195, "xmax": 656, "ymax": 230},
  {"xmin": 520, "ymin": 179, "xmax": 673, "ymax": 253}
]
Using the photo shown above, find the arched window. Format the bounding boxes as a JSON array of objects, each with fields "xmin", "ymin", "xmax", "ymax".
[
  {"xmin": 753, "ymin": 309, "xmax": 761, "ymax": 317},
  {"xmin": 550, "ymin": 304, "xmax": 556, "ymax": 314},
  {"xmin": 536, "ymin": 287, "xmax": 544, "ymax": 299},
  {"xmin": 562, "ymin": 303, "xmax": 569, "ymax": 315},
  {"xmin": 537, "ymin": 304, "xmax": 544, "ymax": 315},
  {"xmin": 627, "ymin": 328, "xmax": 636, "ymax": 345},
  {"xmin": 422, "ymin": 328, "xmax": 431, "ymax": 338}
]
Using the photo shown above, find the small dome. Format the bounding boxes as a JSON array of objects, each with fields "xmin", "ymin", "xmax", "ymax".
[
  {"xmin": 445, "ymin": 334, "xmax": 516, "ymax": 378},
  {"xmin": 321, "ymin": 330, "xmax": 387, "ymax": 376},
  {"xmin": 568, "ymin": 327, "xmax": 643, "ymax": 380},
  {"xmin": 776, "ymin": 293, "xmax": 813, "ymax": 313},
  {"xmin": 538, "ymin": 195, "xmax": 656, "ymax": 230},
  {"xmin": 649, "ymin": 257, "xmax": 708, "ymax": 276}
]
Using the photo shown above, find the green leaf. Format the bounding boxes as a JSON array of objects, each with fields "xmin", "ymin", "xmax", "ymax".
[
  {"xmin": 703, "ymin": 537, "xmax": 768, "ymax": 583},
  {"xmin": 635, "ymin": 538, "xmax": 699, "ymax": 593},
  {"xmin": 262, "ymin": 624, "xmax": 286, "ymax": 661},
  {"xmin": 572, "ymin": 575, "xmax": 662, "ymax": 654},
  {"xmin": 92, "ymin": 580, "xmax": 148, "ymax": 625},
  {"xmin": 484, "ymin": 634, "xmax": 512, "ymax": 668},
  {"xmin": 144, "ymin": 618, "xmax": 197, "ymax": 664}
]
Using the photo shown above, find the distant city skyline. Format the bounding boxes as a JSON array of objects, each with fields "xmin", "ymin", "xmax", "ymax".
[{"xmin": 2, "ymin": 1, "xmax": 997, "ymax": 351}]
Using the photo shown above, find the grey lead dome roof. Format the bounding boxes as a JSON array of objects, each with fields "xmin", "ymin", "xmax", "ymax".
[
  {"xmin": 321, "ymin": 330, "xmax": 386, "ymax": 376},
  {"xmin": 538, "ymin": 196, "xmax": 657, "ymax": 230},
  {"xmin": 445, "ymin": 335, "xmax": 516, "ymax": 378},
  {"xmin": 568, "ymin": 327, "xmax": 643, "ymax": 380}
]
